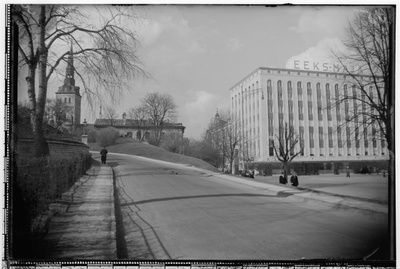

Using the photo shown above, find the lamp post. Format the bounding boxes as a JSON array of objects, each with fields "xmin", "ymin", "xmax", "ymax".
[{"xmin": 82, "ymin": 119, "xmax": 88, "ymax": 145}]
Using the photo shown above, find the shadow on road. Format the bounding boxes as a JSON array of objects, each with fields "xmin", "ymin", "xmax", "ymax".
[{"xmin": 121, "ymin": 192, "xmax": 289, "ymax": 206}]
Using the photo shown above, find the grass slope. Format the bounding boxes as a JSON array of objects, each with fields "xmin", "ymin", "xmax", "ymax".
[{"xmin": 89, "ymin": 138, "xmax": 219, "ymax": 172}]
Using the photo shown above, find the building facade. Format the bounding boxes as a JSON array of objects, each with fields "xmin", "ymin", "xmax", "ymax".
[
  {"xmin": 229, "ymin": 67, "xmax": 388, "ymax": 175},
  {"xmin": 94, "ymin": 112, "xmax": 185, "ymax": 142}
]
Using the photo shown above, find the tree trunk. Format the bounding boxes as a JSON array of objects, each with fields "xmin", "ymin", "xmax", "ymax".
[
  {"xmin": 33, "ymin": 5, "xmax": 49, "ymax": 157},
  {"xmin": 283, "ymin": 162, "xmax": 289, "ymax": 180},
  {"xmin": 26, "ymin": 67, "xmax": 37, "ymax": 133},
  {"xmin": 387, "ymin": 14, "xmax": 395, "ymax": 259}
]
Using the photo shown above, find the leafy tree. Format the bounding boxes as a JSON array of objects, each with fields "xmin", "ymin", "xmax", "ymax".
[
  {"xmin": 332, "ymin": 7, "xmax": 394, "ymax": 258},
  {"xmin": 11, "ymin": 5, "xmax": 146, "ymax": 156},
  {"xmin": 272, "ymin": 122, "xmax": 302, "ymax": 180}
]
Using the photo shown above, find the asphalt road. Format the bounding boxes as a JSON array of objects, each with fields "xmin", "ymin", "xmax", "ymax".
[{"xmin": 102, "ymin": 153, "xmax": 387, "ymax": 260}]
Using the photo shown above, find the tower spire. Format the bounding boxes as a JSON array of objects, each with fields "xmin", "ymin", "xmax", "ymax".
[
  {"xmin": 64, "ymin": 45, "xmax": 75, "ymax": 87},
  {"xmin": 56, "ymin": 44, "xmax": 81, "ymax": 126}
]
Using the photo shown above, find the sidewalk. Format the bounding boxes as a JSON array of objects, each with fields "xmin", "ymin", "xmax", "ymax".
[
  {"xmin": 211, "ymin": 172, "xmax": 388, "ymax": 214},
  {"xmin": 30, "ymin": 164, "xmax": 116, "ymax": 260}
]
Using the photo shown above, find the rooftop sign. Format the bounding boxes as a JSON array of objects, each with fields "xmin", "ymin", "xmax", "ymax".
[{"xmin": 290, "ymin": 60, "xmax": 359, "ymax": 74}]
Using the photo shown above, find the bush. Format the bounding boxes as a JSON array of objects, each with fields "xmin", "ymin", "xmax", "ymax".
[
  {"xmin": 161, "ymin": 132, "xmax": 182, "ymax": 153},
  {"xmin": 96, "ymin": 127, "xmax": 119, "ymax": 147},
  {"xmin": 87, "ymin": 126, "xmax": 97, "ymax": 143}
]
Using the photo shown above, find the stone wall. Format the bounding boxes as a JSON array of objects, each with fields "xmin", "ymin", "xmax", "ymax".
[{"xmin": 16, "ymin": 138, "xmax": 89, "ymax": 158}]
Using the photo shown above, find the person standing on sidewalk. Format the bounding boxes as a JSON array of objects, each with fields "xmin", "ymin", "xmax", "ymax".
[
  {"xmin": 290, "ymin": 173, "xmax": 299, "ymax": 187},
  {"xmin": 346, "ymin": 169, "xmax": 351, "ymax": 178},
  {"xmin": 100, "ymin": 147, "xmax": 108, "ymax": 164}
]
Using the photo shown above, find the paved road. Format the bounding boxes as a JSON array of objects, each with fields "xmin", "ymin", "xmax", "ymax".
[{"xmin": 101, "ymin": 153, "xmax": 387, "ymax": 260}]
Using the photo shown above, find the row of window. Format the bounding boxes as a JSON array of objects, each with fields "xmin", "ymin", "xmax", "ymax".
[
  {"xmin": 233, "ymin": 80, "xmax": 377, "ymax": 106},
  {"xmin": 63, "ymin": 97, "xmax": 72, "ymax": 104},
  {"xmin": 136, "ymin": 131, "xmax": 167, "ymax": 140},
  {"xmin": 250, "ymin": 82, "xmax": 376, "ymax": 128}
]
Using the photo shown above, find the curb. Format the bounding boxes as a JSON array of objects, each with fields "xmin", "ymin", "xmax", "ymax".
[{"xmin": 109, "ymin": 166, "xmax": 118, "ymax": 260}]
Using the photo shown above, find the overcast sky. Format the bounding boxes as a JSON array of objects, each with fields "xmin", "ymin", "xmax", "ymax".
[
  {"xmin": 17, "ymin": 5, "xmax": 361, "ymax": 139},
  {"xmin": 121, "ymin": 5, "xmax": 358, "ymax": 139}
]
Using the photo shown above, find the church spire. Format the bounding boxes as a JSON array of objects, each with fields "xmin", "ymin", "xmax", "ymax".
[{"xmin": 64, "ymin": 45, "xmax": 75, "ymax": 87}]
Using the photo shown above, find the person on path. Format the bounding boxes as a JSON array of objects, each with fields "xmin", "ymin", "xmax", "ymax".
[
  {"xmin": 346, "ymin": 169, "xmax": 351, "ymax": 178},
  {"xmin": 100, "ymin": 147, "xmax": 108, "ymax": 164},
  {"xmin": 290, "ymin": 173, "xmax": 299, "ymax": 187}
]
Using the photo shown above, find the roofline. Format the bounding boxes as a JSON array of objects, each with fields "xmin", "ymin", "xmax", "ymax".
[
  {"xmin": 228, "ymin": 66, "xmax": 379, "ymax": 92},
  {"xmin": 94, "ymin": 124, "xmax": 185, "ymax": 130}
]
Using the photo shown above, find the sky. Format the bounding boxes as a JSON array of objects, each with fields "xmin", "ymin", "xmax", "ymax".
[{"xmin": 16, "ymin": 4, "xmax": 361, "ymax": 139}]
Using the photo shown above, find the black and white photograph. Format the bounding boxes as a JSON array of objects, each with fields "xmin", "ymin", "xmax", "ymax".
[{"xmin": 5, "ymin": 3, "xmax": 396, "ymax": 265}]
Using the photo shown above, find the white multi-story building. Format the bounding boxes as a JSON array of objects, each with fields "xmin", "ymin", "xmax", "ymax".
[{"xmin": 229, "ymin": 67, "xmax": 389, "ymax": 175}]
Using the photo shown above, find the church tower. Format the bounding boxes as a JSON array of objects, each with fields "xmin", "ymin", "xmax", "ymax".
[{"xmin": 56, "ymin": 47, "xmax": 81, "ymax": 126}]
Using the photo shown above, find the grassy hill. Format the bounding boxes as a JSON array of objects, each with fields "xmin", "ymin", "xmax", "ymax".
[{"xmin": 88, "ymin": 138, "xmax": 219, "ymax": 172}]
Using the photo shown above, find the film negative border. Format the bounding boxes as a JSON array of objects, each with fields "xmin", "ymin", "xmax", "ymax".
[
  {"xmin": 2, "ymin": 4, "xmax": 396, "ymax": 269},
  {"xmin": 5, "ymin": 260, "xmax": 397, "ymax": 269},
  {"xmin": 4, "ymin": 3, "xmax": 12, "ymax": 266}
]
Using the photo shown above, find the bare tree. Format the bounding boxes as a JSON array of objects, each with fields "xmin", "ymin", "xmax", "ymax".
[
  {"xmin": 11, "ymin": 5, "xmax": 147, "ymax": 156},
  {"xmin": 331, "ymin": 7, "xmax": 394, "ymax": 258},
  {"xmin": 161, "ymin": 132, "xmax": 183, "ymax": 153},
  {"xmin": 332, "ymin": 8, "xmax": 392, "ymax": 145},
  {"xmin": 140, "ymin": 92, "xmax": 177, "ymax": 146},
  {"xmin": 240, "ymin": 132, "xmax": 255, "ymax": 172},
  {"xmin": 185, "ymin": 135, "xmax": 220, "ymax": 168},
  {"xmin": 205, "ymin": 112, "xmax": 227, "ymax": 170},
  {"xmin": 205, "ymin": 111, "xmax": 241, "ymax": 173},
  {"xmin": 272, "ymin": 122, "xmax": 302, "ymax": 180},
  {"xmin": 128, "ymin": 106, "xmax": 151, "ymax": 141},
  {"xmin": 104, "ymin": 106, "xmax": 118, "ymax": 126},
  {"xmin": 222, "ymin": 118, "xmax": 241, "ymax": 174},
  {"xmin": 44, "ymin": 98, "xmax": 70, "ymax": 130}
]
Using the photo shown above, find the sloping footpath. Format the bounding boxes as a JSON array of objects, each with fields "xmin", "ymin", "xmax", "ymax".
[{"xmin": 29, "ymin": 163, "xmax": 116, "ymax": 260}]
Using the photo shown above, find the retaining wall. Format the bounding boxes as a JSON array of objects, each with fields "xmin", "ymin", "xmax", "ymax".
[{"xmin": 16, "ymin": 138, "xmax": 89, "ymax": 158}]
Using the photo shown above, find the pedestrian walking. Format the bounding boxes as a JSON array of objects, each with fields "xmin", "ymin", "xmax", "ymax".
[
  {"xmin": 346, "ymin": 169, "xmax": 350, "ymax": 178},
  {"xmin": 100, "ymin": 147, "xmax": 108, "ymax": 164},
  {"xmin": 290, "ymin": 173, "xmax": 299, "ymax": 187}
]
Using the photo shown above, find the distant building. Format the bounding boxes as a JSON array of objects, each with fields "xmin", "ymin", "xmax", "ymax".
[
  {"xmin": 94, "ymin": 112, "xmax": 185, "ymax": 142},
  {"xmin": 55, "ymin": 48, "xmax": 81, "ymax": 128},
  {"xmin": 229, "ymin": 66, "xmax": 389, "ymax": 175}
]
